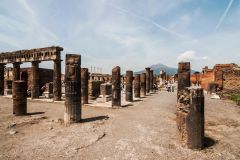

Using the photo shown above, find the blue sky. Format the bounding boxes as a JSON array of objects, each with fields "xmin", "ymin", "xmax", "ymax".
[{"xmin": 0, "ymin": 0, "xmax": 239, "ymax": 73}]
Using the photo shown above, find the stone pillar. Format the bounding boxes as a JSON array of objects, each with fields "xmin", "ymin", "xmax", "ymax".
[
  {"xmin": 176, "ymin": 87, "xmax": 204, "ymax": 149},
  {"xmin": 0, "ymin": 64, "xmax": 5, "ymax": 95},
  {"xmin": 140, "ymin": 73, "xmax": 146, "ymax": 97},
  {"xmin": 53, "ymin": 60, "xmax": 62, "ymax": 101},
  {"xmin": 125, "ymin": 70, "xmax": 133, "ymax": 102},
  {"xmin": 112, "ymin": 66, "xmax": 121, "ymax": 107},
  {"xmin": 12, "ymin": 62, "xmax": 21, "ymax": 96},
  {"xmin": 134, "ymin": 74, "xmax": 140, "ymax": 98},
  {"xmin": 145, "ymin": 68, "xmax": 150, "ymax": 93},
  {"xmin": 81, "ymin": 68, "xmax": 89, "ymax": 104},
  {"xmin": 177, "ymin": 62, "xmax": 190, "ymax": 98},
  {"xmin": 64, "ymin": 54, "xmax": 81, "ymax": 124},
  {"xmin": 153, "ymin": 75, "xmax": 157, "ymax": 91},
  {"xmin": 150, "ymin": 70, "xmax": 153, "ymax": 92},
  {"xmin": 31, "ymin": 61, "xmax": 40, "ymax": 99},
  {"xmin": 13, "ymin": 62, "xmax": 21, "ymax": 81},
  {"xmin": 13, "ymin": 80, "xmax": 27, "ymax": 115}
]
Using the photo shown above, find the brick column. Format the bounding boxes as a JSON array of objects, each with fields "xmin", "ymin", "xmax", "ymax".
[
  {"xmin": 145, "ymin": 68, "xmax": 150, "ymax": 93},
  {"xmin": 140, "ymin": 73, "xmax": 146, "ymax": 97},
  {"xmin": 31, "ymin": 61, "xmax": 40, "ymax": 99},
  {"xmin": 0, "ymin": 64, "xmax": 5, "ymax": 95},
  {"xmin": 81, "ymin": 68, "xmax": 89, "ymax": 104},
  {"xmin": 53, "ymin": 60, "xmax": 62, "ymax": 101},
  {"xmin": 134, "ymin": 74, "xmax": 140, "ymax": 98},
  {"xmin": 125, "ymin": 70, "xmax": 133, "ymax": 102},
  {"xmin": 64, "ymin": 54, "xmax": 81, "ymax": 124},
  {"xmin": 112, "ymin": 66, "xmax": 121, "ymax": 107}
]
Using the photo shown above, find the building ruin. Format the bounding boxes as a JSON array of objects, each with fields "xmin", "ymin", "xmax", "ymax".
[{"xmin": 0, "ymin": 46, "xmax": 63, "ymax": 101}]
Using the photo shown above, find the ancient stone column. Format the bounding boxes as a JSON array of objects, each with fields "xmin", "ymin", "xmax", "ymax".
[
  {"xmin": 140, "ymin": 73, "xmax": 146, "ymax": 97},
  {"xmin": 112, "ymin": 66, "xmax": 121, "ymax": 107},
  {"xmin": 125, "ymin": 70, "xmax": 133, "ymax": 102},
  {"xmin": 81, "ymin": 68, "xmax": 89, "ymax": 104},
  {"xmin": 13, "ymin": 62, "xmax": 21, "ymax": 81},
  {"xmin": 177, "ymin": 62, "xmax": 190, "ymax": 98},
  {"xmin": 150, "ymin": 70, "xmax": 153, "ymax": 92},
  {"xmin": 134, "ymin": 74, "xmax": 140, "ymax": 98},
  {"xmin": 145, "ymin": 68, "xmax": 150, "ymax": 93},
  {"xmin": 13, "ymin": 80, "xmax": 27, "ymax": 115},
  {"xmin": 12, "ymin": 62, "xmax": 21, "ymax": 96},
  {"xmin": 0, "ymin": 64, "xmax": 5, "ymax": 95},
  {"xmin": 64, "ymin": 54, "xmax": 81, "ymax": 124},
  {"xmin": 31, "ymin": 61, "xmax": 40, "ymax": 99},
  {"xmin": 176, "ymin": 87, "xmax": 204, "ymax": 149},
  {"xmin": 53, "ymin": 60, "xmax": 62, "ymax": 101}
]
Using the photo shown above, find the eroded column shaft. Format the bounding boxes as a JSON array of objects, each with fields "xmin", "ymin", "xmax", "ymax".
[
  {"xmin": 13, "ymin": 62, "xmax": 21, "ymax": 81},
  {"xmin": 126, "ymin": 70, "xmax": 133, "ymax": 102},
  {"xmin": 178, "ymin": 62, "xmax": 190, "ymax": 92},
  {"xmin": 146, "ymin": 68, "xmax": 150, "ymax": 93},
  {"xmin": 13, "ymin": 80, "xmax": 27, "ymax": 115},
  {"xmin": 134, "ymin": 74, "xmax": 140, "ymax": 98},
  {"xmin": 150, "ymin": 70, "xmax": 153, "ymax": 92},
  {"xmin": 53, "ymin": 60, "xmax": 62, "ymax": 101},
  {"xmin": 12, "ymin": 62, "xmax": 21, "ymax": 96},
  {"xmin": 31, "ymin": 61, "xmax": 40, "ymax": 99},
  {"xmin": 112, "ymin": 66, "xmax": 121, "ymax": 107},
  {"xmin": 64, "ymin": 54, "xmax": 81, "ymax": 124},
  {"xmin": 0, "ymin": 64, "xmax": 5, "ymax": 95},
  {"xmin": 81, "ymin": 68, "xmax": 89, "ymax": 104},
  {"xmin": 176, "ymin": 87, "xmax": 204, "ymax": 149},
  {"xmin": 140, "ymin": 73, "xmax": 146, "ymax": 97}
]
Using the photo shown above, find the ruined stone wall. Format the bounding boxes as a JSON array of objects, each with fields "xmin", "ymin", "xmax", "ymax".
[
  {"xmin": 4, "ymin": 68, "xmax": 53, "ymax": 92},
  {"xmin": 192, "ymin": 64, "xmax": 239, "ymax": 91},
  {"xmin": 222, "ymin": 67, "xmax": 240, "ymax": 95},
  {"xmin": 199, "ymin": 70, "xmax": 214, "ymax": 91},
  {"xmin": 190, "ymin": 73, "xmax": 201, "ymax": 85},
  {"xmin": 21, "ymin": 68, "xmax": 53, "ymax": 91}
]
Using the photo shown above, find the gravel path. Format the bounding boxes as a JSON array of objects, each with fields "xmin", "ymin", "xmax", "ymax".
[{"xmin": 0, "ymin": 91, "xmax": 240, "ymax": 160}]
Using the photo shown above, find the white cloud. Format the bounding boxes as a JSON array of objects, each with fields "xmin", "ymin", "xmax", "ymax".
[{"xmin": 177, "ymin": 50, "xmax": 207, "ymax": 62}]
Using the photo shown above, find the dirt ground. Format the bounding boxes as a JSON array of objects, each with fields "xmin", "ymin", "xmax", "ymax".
[{"xmin": 0, "ymin": 91, "xmax": 240, "ymax": 160}]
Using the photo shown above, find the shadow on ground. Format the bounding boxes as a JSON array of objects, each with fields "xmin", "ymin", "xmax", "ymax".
[
  {"xmin": 81, "ymin": 115, "xmax": 109, "ymax": 123},
  {"xmin": 133, "ymin": 99, "xmax": 143, "ymax": 102},
  {"xmin": 26, "ymin": 112, "xmax": 45, "ymax": 116},
  {"xmin": 204, "ymin": 136, "xmax": 217, "ymax": 148}
]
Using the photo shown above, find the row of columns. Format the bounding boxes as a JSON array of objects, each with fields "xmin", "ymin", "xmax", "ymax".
[
  {"xmin": 145, "ymin": 68, "xmax": 154, "ymax": 93},
  {"xmin": 0, "ymin": 60, "xmax": 62, "ymax": 101},
  {"xmin": 111, "ymin": 67, "xmax": 155, "ymax": 107}
]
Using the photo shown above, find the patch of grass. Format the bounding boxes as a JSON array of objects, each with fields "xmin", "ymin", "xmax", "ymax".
[{"xmin": 230, "ymin": 94, "xmax": 240, "ymax": 103}]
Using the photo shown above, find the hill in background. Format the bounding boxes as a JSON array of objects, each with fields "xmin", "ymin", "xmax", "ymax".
[{"xmin": 135, "ymin": 63, "xmax": 197, "ymax": 75}]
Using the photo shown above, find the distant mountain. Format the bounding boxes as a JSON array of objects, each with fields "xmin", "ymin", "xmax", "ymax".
[{"xmin": 135, "ymin": 63, "xmax": 197, "ymax": 75}]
